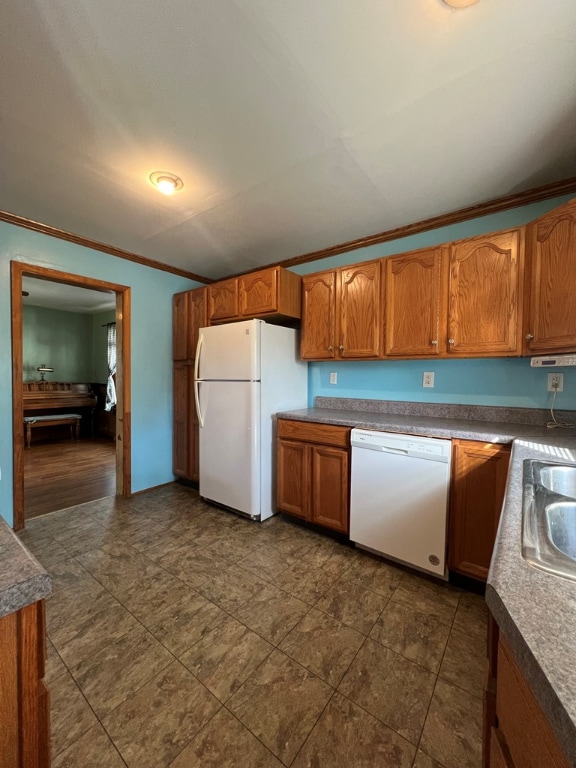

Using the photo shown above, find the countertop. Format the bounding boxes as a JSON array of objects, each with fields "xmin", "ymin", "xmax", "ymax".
[
  {"xmin": 0, "ymin": 517, "xmax": 52, "ymax": 619},
  {"xmin": 278, "ymin": 404, "xmax": 576, "ymax": 761}
]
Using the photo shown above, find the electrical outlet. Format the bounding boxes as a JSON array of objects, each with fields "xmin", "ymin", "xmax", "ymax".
[
  {"xmin": 423, "ymin": 372, "xmax": 435, "ymax": 388},
  {"xmin": 548, "ymin": 373, "xmax": 564, "ymax": 392},
  {"xmin": 329, "ymin": 372, "xmax": 338, "ymax": 385}
]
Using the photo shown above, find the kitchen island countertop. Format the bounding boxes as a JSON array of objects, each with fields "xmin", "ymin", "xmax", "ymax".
[{"xmin": 277, "ymin": 404, "xmax": 576, "ymax": 762}]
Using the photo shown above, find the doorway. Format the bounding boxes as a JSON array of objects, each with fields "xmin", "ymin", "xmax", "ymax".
[{"xmin": 11, "ymin": 262, "xmax": 131, "ymax": 531}]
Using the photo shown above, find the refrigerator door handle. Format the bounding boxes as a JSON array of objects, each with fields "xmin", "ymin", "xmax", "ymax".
[
  {"xmin": 194, "ymin": 332, "xmax": 204, "ymax": 428},
  {"xmin": 194, "ymin": 379, "xmax": 204, "ymax": 428}
]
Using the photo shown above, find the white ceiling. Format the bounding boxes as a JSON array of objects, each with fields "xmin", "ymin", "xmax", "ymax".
[
  {"xmin": 2, "ymin": 0, "xmax": 576, "ymax": 281},
  {"xmin": 22, "ymin": 277, "xmax": 116, "ymax": 314}
]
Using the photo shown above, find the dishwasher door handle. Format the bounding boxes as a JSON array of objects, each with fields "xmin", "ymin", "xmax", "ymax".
[{"xmin": 380, "ymin": 446, "xmax": 409, "ymax": 455}]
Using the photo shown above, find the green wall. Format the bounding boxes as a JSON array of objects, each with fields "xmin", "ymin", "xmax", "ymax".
[{"xmin": 23, "ymin": 305, "xmax": 93, "ymax": 382}]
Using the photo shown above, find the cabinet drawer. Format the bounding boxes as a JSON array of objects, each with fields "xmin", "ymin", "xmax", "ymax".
[{"xmin": 277, "ymin": 419, "xmax": 350, "ymax": 448}]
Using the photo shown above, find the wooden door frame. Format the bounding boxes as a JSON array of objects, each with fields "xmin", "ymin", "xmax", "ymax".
[{"xmin": 11, "ymin": 262, "xmax": 132, "ymax": 531}]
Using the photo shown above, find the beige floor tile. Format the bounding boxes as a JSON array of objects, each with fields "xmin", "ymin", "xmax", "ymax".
[
  {"xmin": 49, "ymin": 589, "xmax": 141, "ymax": 668},
  {"xmin": 338, "ymin": 638, "xmax": 436, "ymax": 745},
  {"xmin": 45, "ymin": 638, "xmax": 68, "ymax": 683},
  {"xmin": 452, "ymin": 592, "xmax": 488, "ymax": 642},
  {"xmin": 279, "ymin": 608, "xmax": 365, "ymax": 687},
  {"xmin": 300, "ymin": 538, "xmax": 359, "ymax": 576},
  {"xmin": 52, "ymin": 723, "xmax": 126, "ymax": 768},
  {"xmin": 413, "ymin": 749, "xmax": 447, "ymax": 768},
  {"xmin": 438, "ymin": 627, "xmax": 487, "ymax": 699},
  {"xmin": 370, "ymin": 601, "xmax": 451, "ymax": 673},
  {"xmin": 315, "ymin": 579, "xmax": 388, "ymax": 634},
  {"xmin": 70, "ymin": 626, "xmax": 174, "ymax": 719},
  {"xmin": 47, "ymin": 556, "xmax": 101, "ymax": 594},
  {"xmin": 292, "ymin": 691, "xmax": 415, "ymax": 768},
  {"xmin": 419, "ymin": 679, "xmax": 483, "ymax": 768},
  {"xmin": 341, "ymin": 552, "xmax": 404, "ymax": 597},
  {"xmin": 179, "ymin": 616, "xmax": 273, "ymax": 701},
  {"xmin": 76, "ymin": 542, "xmax": 166, "ymax": 595},
  {"xmin": 206, "ymin": 527, "xmax": 261, "ymax": 562},
  {"xmin": 50, "ymin": 670, "xmax": 99, "ymax": 758},
  {"xmin": 391, "ymin": 574, "xmax": 460, "ymax": 625},
  {"xmin": 195, "ymin": 563, "xmax": 267, "ymax": 612},
  {"xmin": 102, "ymin": 661, "xmax": 220, "ymax": 768},
  {"xmin": 169, "ymin": 708, "xmax": 283, "ymax": 767},
  {"xmin": 273, "ymin": 560, "xmax": 338, "ymax": 604},
  {"xmin": 227, "ymin": 649, "xmax": 332, "ymax": 765},
  {"xmin": 155, "ymin": 545, "xmax": 230, "ymax": 588},
  {"xmin": 237, "ymin": 545, "xmax": 299, "ymax": 581},
  {"xmin": 234, "ymin": 583, "xmax": 310, "ymax": 644},
  {"xmin": 148, "ymin": 590, "xmax": 227, "ymax": 656},
  {"xmin": 114, "ymin": 569, "xmax": 197, "ymax": 625}
]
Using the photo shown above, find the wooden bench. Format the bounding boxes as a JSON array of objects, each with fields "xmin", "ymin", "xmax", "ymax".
[{"xmin": 24, "ymin": 414, "xmax": 82, "ymax": 449}]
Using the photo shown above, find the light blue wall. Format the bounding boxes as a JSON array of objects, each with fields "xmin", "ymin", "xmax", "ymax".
[
  {"xmin": 23, "ymin": 305, "xmax": 93, "ymax": 382},
  {"xmin": 0, "ymin": 222, "xmax": 202, "ymax": 527},
  {"xmin": 291, "ymin": 194, "xmax": 576, "ymax": 411}
]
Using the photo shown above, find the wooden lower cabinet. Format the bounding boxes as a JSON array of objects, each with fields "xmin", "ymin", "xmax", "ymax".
[
  {"xmin": 484, "ymin": 629, "xmax": 570, "ymax": 768},
  {"xmin": 449, "ymin": 440, "xmax": 511, "ymax": 581},
  {"xmin": 0, "ymin": 600, "xmax": 49, "ymax": 768},
  {"xmin": 276, "ymin": 419, "xmax": 350, "ymax": 534},
  {"xmin": 173, "ymin": 363, "xmax": 199, "ymax": 482}
]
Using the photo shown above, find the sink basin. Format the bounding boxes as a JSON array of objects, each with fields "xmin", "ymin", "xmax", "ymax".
[
  {"xmin": 538, "ymin": 466, "xmax": 576, "ymax": 498},
  {"xmin": 522, "ymin": 461, "xmax": 576, "ymax": 582},
  {"xmin": 546, "ymin": 502, "xmax": 576, "ymax": 560}
]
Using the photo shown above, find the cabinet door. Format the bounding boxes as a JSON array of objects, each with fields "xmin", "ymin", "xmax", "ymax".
[
  {"xmin": 240, "ymin": 268, "xmax": 278, "ymax": 316},
  {"xmin": 173, "ymin": 292, "xmax": 189, "ymax": 361},
  {"xmin": 311, "ymin": 445, "xmax": 349, "ymax": 533},
  {"xmin": 447, "ymin": 229, "xmax": 523, "ymax": 356},
  {"xmin": 173, "ymin": 363, "xmax": 191, "ymax": 478},
  {"xmin": 449, "ymin": 440, "xmax": 511, "ymax": 581},
  {"xmin": 208, "ymin": 279, "xmax": 239, "ymax": 322},
  {"xmin": 525, "ymin": 198, "xmax": 576, "ymax": 354},
  {"xmin": 188, "ymin": 288, "xmax": 208, "ymax": 359},
  {"xmin": 277, "ymin": 439, "xmax": 310, "ymax": 519},
  {"xmin": 300, "ymin": 271, "xmax": 337, "ymax": 360},
  {"xmin": 339, "ymin": 261, "xmax": 383, "ymax": 359},
  {"xmin": 384, "ymin": 247, "xmax": 448, "ymax": 357}
]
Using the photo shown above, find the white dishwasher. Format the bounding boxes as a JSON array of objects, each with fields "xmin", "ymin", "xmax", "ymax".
[{"xmin": 350, "ymin": 429, "xmax": 451, "ymax": 578}]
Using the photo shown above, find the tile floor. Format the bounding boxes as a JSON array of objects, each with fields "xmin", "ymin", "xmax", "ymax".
[{"xmin": 19, "ymin": 484, "xmax": 488, "ymax": 768}]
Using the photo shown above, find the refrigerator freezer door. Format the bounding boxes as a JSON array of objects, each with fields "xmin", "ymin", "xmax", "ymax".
[
  {"xmin": 198, "ymin": 380, "xmax": 261, "ymax": 518},
  {"xmin": 196, "ymin": 320, "xmax": 261, "ymax": 381}
]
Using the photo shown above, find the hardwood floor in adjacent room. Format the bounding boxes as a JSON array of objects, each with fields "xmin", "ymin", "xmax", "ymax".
[{"xmin": 24, "ymin": 438, "xmax": 116, "ymax": 519}]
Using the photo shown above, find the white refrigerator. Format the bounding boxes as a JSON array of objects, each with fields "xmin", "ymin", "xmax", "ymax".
[{"xmin": 194, "ymin": 319, "xmax": 308, "ymax": 521}]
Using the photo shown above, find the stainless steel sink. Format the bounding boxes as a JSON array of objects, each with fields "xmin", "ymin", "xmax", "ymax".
[
  {"xmin": 546, "ymin": 502, "xmax": 576, "ymax": 560},
  {"xmin": 538, "ymin": 465, "xmax": 576, "ymax": 498},
  {"xmin": 522, "ymin": 461, "xmax": 576, "ymax": 582}
]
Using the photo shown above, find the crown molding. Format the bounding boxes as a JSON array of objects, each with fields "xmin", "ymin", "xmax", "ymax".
[{"xmin": 0, "ymin": 210, "xmax": 212, "ymax": 284}]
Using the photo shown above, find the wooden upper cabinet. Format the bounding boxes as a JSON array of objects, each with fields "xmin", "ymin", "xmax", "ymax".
[
  {"xmin": 300, "ymin": 270, "xmax": 337, "ymax": 359},
  {"xmin": 524, "ymin": 197, "xmax": 576, "ymax": 354},
  {"xmin": 339, "ymin": 261, "xmax": 383, "ymax": 358},
  {"xmin": 447, "ymin": 228, "xmax": 524, "ymax": 357},
  {"xmin": 208, "ymin": 278, "xmax": 239, "ymax": 322},
  {"xmin": 300, "ymin": 260, "xmax": 383, "ymax": 360},
  {"xmin": 208, "ymin": 267, "xmax": 301, "ymax": 324},
  {"xmin": 173, "ymin": 287, "xmax": 207, "ymax": 361},
  {"xmin": 239, "ymin": 266, "xmax": 301, "ymax": 319},
  {"xmin": 384, "ymin": 246, "xmax": 448, "ymax": 357}
]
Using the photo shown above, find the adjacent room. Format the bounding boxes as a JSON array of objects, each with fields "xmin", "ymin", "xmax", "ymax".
[{"xmin": 1, "ymin": 1, "xmax": 576, "ymax": 768}]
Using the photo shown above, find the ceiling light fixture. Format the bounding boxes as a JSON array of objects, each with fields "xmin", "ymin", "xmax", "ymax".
[
  {"xmin": 442, "ymin": 0, "xmax": 479, "ymax": 7},
  {"xmin": 149, "ymin": 171, "xmax": 184, "ymax": 195}
]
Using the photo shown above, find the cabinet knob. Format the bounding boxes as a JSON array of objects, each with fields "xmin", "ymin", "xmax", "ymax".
[
  {"xmin": 328, "ymin": 345, "xmax": 333, "ymax": 351},
  {"xmin": 431, "ymin": 339, "xmax": 438, "ymax": 346},
  {"xmin": 525, "ymin": 333, "xmax": 534, "ymax": 340},
  {"xmin": 339, "ymin": 345, "xmax": 344, "ymax": 352},
  {"xmin": 448, "ymin": 338, "xmax": 455, "ymax": 345}
]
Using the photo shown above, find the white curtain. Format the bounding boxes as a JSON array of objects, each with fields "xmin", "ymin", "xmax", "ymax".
[{"xmin": 105, "ymin": 323, "xmax": 117, "ymax": 412}]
